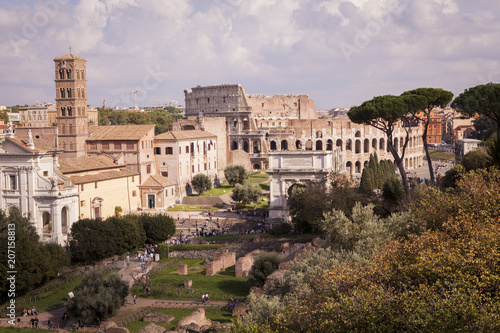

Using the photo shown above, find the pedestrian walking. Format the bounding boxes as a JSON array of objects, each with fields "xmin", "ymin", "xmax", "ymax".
[
  {"xmin": 133, "ymin": 294, "xmax": 137, "ymax": 305},
  {"xmin": 201, "ymin": 294, "xmax": 205, "ymax": 304}
]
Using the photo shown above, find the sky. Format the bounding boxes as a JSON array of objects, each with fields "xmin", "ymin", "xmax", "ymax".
[{"xmin": 0, "ymin": 0, "xmax": 499, "ymax": 110}]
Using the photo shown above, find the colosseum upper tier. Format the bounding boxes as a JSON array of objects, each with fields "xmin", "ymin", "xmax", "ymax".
[{"xmin": 184, "ymin": 84, "xmax": 423, "ymax": 175}]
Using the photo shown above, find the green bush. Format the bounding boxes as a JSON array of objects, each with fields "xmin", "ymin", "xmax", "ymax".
[
  {"xmin": 248, "ymin": 252, "xmax": 283, "ymax": 287},
  {"xmin": 269, "ymin": 223, "xmax": 292, "ymax": 236}
]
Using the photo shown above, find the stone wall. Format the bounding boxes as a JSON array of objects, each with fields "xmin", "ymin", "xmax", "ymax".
[
  {"xmin": 235, "ymin": 249, "xmax": 260, "ymax": 277},
  {"xmin": 205, "ymin": 250, "xmax": 236, "ymax": 276},
  {"xmin": 228, "ymin": 150, "xmax": 251, "ymax": 170}
]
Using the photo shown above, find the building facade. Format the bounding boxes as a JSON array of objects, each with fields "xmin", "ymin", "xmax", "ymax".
[
  {"xmin": 19, "ymin": 103, "xmax": 56, "ymax": 127},
  {"xmin": 154, "ymin": 130, "xmax": 219, "ymax": 198},
  {"xmin": 58, "ymin": 155, "xmax": 141, "ymax": 219},
  {"xmin": 0, "ymin": 132, "xmax": 79, "ymax": 245}
]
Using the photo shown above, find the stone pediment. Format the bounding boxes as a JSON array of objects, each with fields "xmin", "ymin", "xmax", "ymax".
[{"xmin": 0, "ymin": 137, "xmax": 35, "ymax": 154}]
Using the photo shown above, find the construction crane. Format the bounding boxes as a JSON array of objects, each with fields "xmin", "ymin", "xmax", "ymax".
[{"xmin": 129, "ymin": 89, "xmax": 138, "ymax": 109}]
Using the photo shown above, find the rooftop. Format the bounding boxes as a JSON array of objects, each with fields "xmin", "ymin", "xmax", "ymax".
[
  {"xmin": 155, "ymin": 129, "xmax": 216, "ymax": 141},
  {"xmin": 53, "ymin": 53, "xmax": 86, "ymax": 61},
  {"xmin": 58, "ymin": 155, "xmax": 121, "ymax": 174},
  {"xmin": 87, "ymin": 125, "xmax": 155, "ymax": 141}
]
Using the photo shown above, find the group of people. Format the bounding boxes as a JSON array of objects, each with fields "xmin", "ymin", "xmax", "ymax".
[
  {"xmin": 201, "ymin": 293, "xmax": 210, "ymax": 304},
  {"xmin": 21, "ymin": 306, "xmax": 37, "ymax": 317}
]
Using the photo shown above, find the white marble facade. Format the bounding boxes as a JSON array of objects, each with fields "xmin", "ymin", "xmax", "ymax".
[{"xmin": 0, "ymin": 134, "xmax": 78, "ymax": 245}]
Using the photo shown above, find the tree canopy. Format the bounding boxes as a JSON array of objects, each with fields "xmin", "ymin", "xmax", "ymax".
[
  {"xmin": 224, "ymin": 164, "xmax": 248, "ymax": 186},
  {"xmin": 348, "ymin": 94, "xmax": 427, "ymax": 199},
  {"xmin": 67, "ymin": 270, "xmax": 129, "ymax": 322},
  {"xmin": 231, "ymin": 184, "xmax": 262, "ymax": 205},
  {"xmin": 452, "ymin": 83, "xmax": 500, "ymax": 142},
  {"xmin": 191, "ymin": 173, "xmax": 212, "ymax": 194},
  {"xmin": 402, "ymin": 87, "xmax": 454, "ymax": 184}
]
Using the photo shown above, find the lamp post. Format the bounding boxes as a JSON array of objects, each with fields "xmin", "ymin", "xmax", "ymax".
[{"xmin": 167, "ymin": 235, "xmax": 170, "ymax": 258}]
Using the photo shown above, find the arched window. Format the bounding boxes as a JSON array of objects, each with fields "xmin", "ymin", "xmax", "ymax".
[
  {"xmin": 355, "ymin": 140, "xmax": 361, "ymax": 153},
  {"xmin": 346, "ymin": 161, "xmax": 352, "ymax": 174},
  {"xmin": 379, "ymin": 138, "xmax": 385, "ymax": 151},
  {"xmin": 243, "ymin": 141, "xmax": 249, "ymax": 153},
  {"xmin": 364, "ymin": 139, "xmax": 369, "ymax": 153},
  {"xmin": 281, "ymin": 140, "xmax": 288, "ymax": 151},
  {"xmin": 61, "ymin": 206, "xmax": 69, "ymax": 234},
  {"xmin": 346, "ymin": 139, "xmax": 352, "ymax": 151},
  {"xmin": 232, "ymin": 141, "xmax": 238, "ymax": 150},
  {"xmin": 372, "ymin": 138, "xmax": 377, "ymax": 150},
  {"xmin": 295, "ymin": 140, "xmax": 302, "ymax": 150},
  {"xmin": 336, "ymin": 139, "xmax": 343, "ymax": 151},
  {"xmin": 316, "ymin": 140, "xmax": 323, "ymax": 150},
  {"xmin": 355, "ymin": 131, "xmax": 361, "ymax": 137},
  {"xmin": 326, "ymin": 139, "xmax": 333, "ymax": 151},
  {"xmin": 355, "ymin": 161, "xmax": 361, "ymax": 173},
  {"xmin": 270, "ymin": 141, "xmax": 277, "ymax": 150}
]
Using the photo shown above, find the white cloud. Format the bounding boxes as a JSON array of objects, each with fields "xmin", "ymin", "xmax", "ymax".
[{"xmin": 0, "ymin": 0, "xmax": 499, "ymax": 109}]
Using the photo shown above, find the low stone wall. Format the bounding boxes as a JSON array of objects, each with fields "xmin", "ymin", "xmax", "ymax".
[
  {"xmin": 168, "ymin": 250, "xmax": 219, "ymax": 259},
  {"xmin": 206, "ymin": 250, "xmax": 236, "ymax": 276},
  {"xmin": 235, "ymin": 250, "xmax": 260, "ymax": 277},
  {"xmin": 181, "ymin": 196, "xmax": 224, "ymax": 206}
]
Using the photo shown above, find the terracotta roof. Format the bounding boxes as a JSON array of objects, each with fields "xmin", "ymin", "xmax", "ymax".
[
  {"xmin": 87, "ymin": 125, "xmax": 155, "ymax": 141},
  {"xmin": 58, "ymin": 155, "xmax": 121, "ymax": 174},
  {"xmin": 53, "ymin": 53, "xmax": 86, "ymax": 61},
  {"xmin": 155, "ymin": 130, "xmax": 217, "ymax": 141},
  {"xmin": 140, "ymin": 175, "xmax": 176, "ymax": 187},
  {"xmin": 3, "ymin": 136, "xmax": 38, "ymax": 153},
  {"xmin": 64, "ymin": 168, "xmax": 139, "ymax": 184}
]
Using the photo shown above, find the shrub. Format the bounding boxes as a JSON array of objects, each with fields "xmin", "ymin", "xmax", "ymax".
[
  {"xmin": 269, "ymin": 223, "xmax": 292, "ymax": 236},
  {"xmin": 248, "ymin": 252, "xmax": 283, "ymax": 288}
]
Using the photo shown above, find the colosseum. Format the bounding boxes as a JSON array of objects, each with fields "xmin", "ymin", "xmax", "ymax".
[{"xmin": 184, "ymin": 83, "xmax": 424, "ymax": 175}]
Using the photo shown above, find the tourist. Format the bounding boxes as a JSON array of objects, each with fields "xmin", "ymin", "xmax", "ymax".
[
  {"xmin": 201, "ymin": 294, "xmax": 205, "ymax": 304},
  {"xmin": 133, "ymin": 294, "xmax": 137, "ymax": 305}
]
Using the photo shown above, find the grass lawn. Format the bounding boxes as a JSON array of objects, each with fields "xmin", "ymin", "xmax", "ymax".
[
  {"xmin": 199, "ymin": 182, "xmax": 233, "ymax": 197},
  {"xmin": 125, "ymin": 308, "xmax": 233, "ymax": 333},
  {"xmin": 132, "ymin": 259, "xmax": 249, "ymax": 301},
  {"xmin": 428, "ymin": 150, "xmax": 455, "ymax": 161}
]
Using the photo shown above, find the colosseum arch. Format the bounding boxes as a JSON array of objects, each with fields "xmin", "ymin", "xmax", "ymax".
[
  {"xmin": 355, "ymin": 131, "xmax": 361, "ymax": 137},
  {"xmin": 346, "ymin": 161, "xmax": 352, "ymax": 174},
  {"xmin": 326, "ymin": 139, "xmax": 333, "ymax": 151},
  {"xmin": 305, "ymin": 140, "xmax": 313, "ymax": 150},
  {"xmin": 270, "ymin": 141, "xmax": 277, "ymax": 150},
  {"xmin": 372, "ymin": 138, "xmax": 377, "ymax": 150},
  {"xmin": 355, "ymin": 140, "xmax": 361, "ymax": 153},
  {"xmin": 379, "ymin": 138, "xmax": 385, "ymax": 151},
  {"xmin": 336, "ymin": 139, "xmax": 343, "ymax": 151},
  {"xmin": 243, "ymin": 140, "xmax": 249, "ymax": 153},
  {"xmin": 355, "ymin": 161, "xmax": 361, "ymax": 173},
  {"xmin": 296, "ymin": 140, "xmax": 302, "ymax": 150},
  {"xmin": 232, "ymin": 141, "xmax": 239, "ymax": 150},
  {"xmin": 281, "ymin": 140, "xmax": 288, "ymax": 151},
  {"xmin": 316, "ymin": 140, "xmax": 323, "ymax": 150},
  {"xmin": 346, "ymin": 139, "xmax": 352, "ymax": 151},
  {"xmin": 364, "ymin": 139, "xmax": 369, "ymax": 153}
]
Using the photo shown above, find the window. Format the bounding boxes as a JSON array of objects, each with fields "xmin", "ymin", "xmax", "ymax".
[
  {"xmin": 9, "ymin": 175, "xmax": 16, "ymax": 190},
  {"xmin": 162, "ymin": 172, "xmax": 168, "ymax": 177},
  {"xmin": 43, "ymin": 171, "xmax": 48, "ymax": 177},
  {"xmin": 147, "ymin": 165, "xmax": 151, "ymax": 174},
  {"xmin": 186, "ymin": 146, "xmax": 189, "ymax": 153},
  {"xmin": 204, "ymin": 163, "xmax": 207, "ymax": 170},
  {"xmin": 165, "ymin": 189, "xmax": 168, "ymax": 197},
  {"xmin": 154, "ymin": 147, "xmax": 161, "ymax": 155},
  {"xmin": 132, "ymin": 176, "xmax": 135, "ymax": 182},
  {"xmin": 192, "ymin": 165, "xmax": 194, "ymax": 173},
  {"xmin": 80, "ymin": 200, "xmax": 85, "ymax": 207},
  {"xmin": 127, "ymin": 142, "xmax": 134, "ymax": 150},
  {"xmin": 132, "ymin": 190, "xmax": 137, "ymax": 197},
  {"xmin": 172, "ymin": 188, "xmax": 174, "ymax": 195},
  {"xmin": 179, "ymin": 146, "xmax": 182, "ymax": 154},
  {"xmin": 89, "ymin": 142, "xmax": 97, "ymax": 150},
  {"xmin": 102, "ymin": 141, "xmax": 109, "ymax": 150},
  {"xmin": 114, "ymin": 141, "xmax": 121, "ymax": 150},
  {"xmin": 208, "ymin": 98, "xmax": 210, "ymax": 103},
  {"xmin": 80, "ymin": 184, "xmax": 84, "ymax": 191},
  {"xmin": 166, "ymin": 147, "xmax": 173, "ymax": 154},
  {"xmin": 95, "ymin": 182, "xmax": 98, "ymax": 189}
]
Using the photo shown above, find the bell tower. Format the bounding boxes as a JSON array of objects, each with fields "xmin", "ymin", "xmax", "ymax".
[{"xmin": 54, "ymin": 53, "xmax": 88, "ymax": 158}]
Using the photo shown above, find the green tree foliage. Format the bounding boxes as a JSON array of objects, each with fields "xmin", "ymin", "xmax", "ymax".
[
  {"xmin": 67, "ymin": 270, "xmax": 129, "ymax": 322},
  {"xmin": 248, "ymin": 252, "xmax": 283, "ymax": 288},
  {"xmin": 382, "ymin": 176, "xmax": 405, "ymax": 204},
  {"xmin": 224, "ymin": 164, "xmax": 248, "ymax": 186},
  {"xmin": 0, "ymin": 207, "xmax": 70, "ymax": 298},
  {"xmin": 231, "ymin": 184, "xmax": 262, "ymax": 205},
  {"xmin": 471, "ymin": 115, "xmax": 496, "ymax": 140},
  {"xmin": 191, "ymin": 173, "xmax": 212, "ymax": 194},
  {"xmin": 138, "ymin": 213, "xmax": 176, "ymax": 244},
  {"xmin": 97, "ymin": 108, "xmax": 184, "ymax": 135},
  {"xmin": 264, "ymin": 168, "xmax": 500, "ymax": 332},
  {"xmin": 289, "ymin": 182, "xmax": 366, "ymax": 233},
  {"xmin": 402, "ymin": 88, "xmax": 454, "ymax": 184},
  {"xmin": 452, "ymin": 83, "xmax": 500, "ymax": 143},
  {"xmin": 359, "ymin": 152, "xmax": 397, "ymax": 195},
  {"xmin": 0, "ymin": 111, "xmax": 8, "ymax": 123},
  {"xmin": 69, "ymin": 215, "xmax": 146, "ymax": 264},
  {"xmin": 348, "ymin": 94, "xmax": 428, "ymax": 199},
  {"xmin": 440, "ymin": 149, "xmax": 491, "ymax": 190}
]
